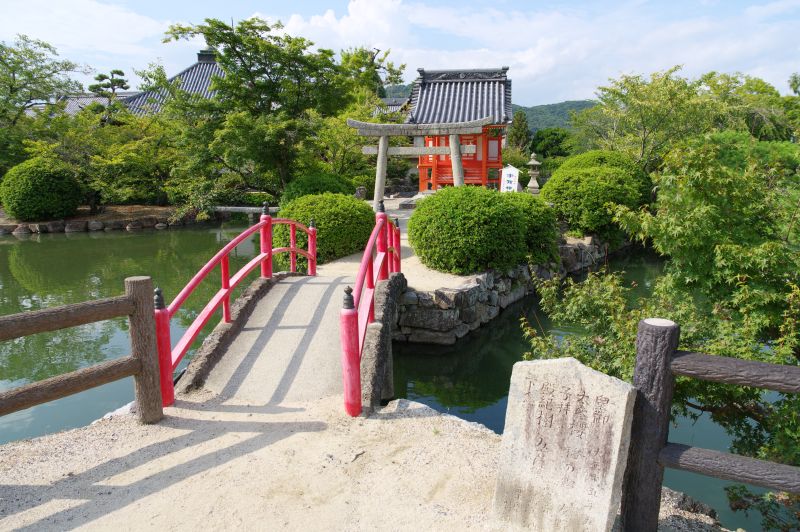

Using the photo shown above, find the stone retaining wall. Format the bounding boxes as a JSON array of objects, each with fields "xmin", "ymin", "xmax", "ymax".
[
  {"xmin": 393, "ymin": 234, "xmax": 620, "ymax": 345},
  {"xmin": 0, "ymin": 215, "xmax": 180, "ymax": 235}
]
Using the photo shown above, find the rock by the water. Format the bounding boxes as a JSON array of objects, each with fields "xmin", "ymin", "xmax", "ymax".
[{"xmin": 88, "ymin": 220, "xmax": 104, "ymax": 231}]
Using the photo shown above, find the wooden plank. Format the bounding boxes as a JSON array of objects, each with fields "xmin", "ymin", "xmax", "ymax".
[
  {"xmin": 0, "ymin": 296, "xmax": 135, "ymax": 341},
  {"xmin": 361, "ymin": 145, "xmax": 477, "ymax": 156},
  {"xmin": 660, "ymin": 443, "xmax": 800, "ymax": 493},
  {"xmin": 671, "ymin": 351, "xmax": 800, "ymax": 393},
  {"xmin": 620, "ymin": 319, "xmax": 681, "ymax": 532},
  {"xmin": 0, "ymin": 356, "xmax": 141, "ymax": 417},
  {"xmin": 347, "ymin": 116, "xmax": 493, "ymax": 137},
  {"xmin": 125, "ymin": 276, "xmax": 162, "ymax": 424}
]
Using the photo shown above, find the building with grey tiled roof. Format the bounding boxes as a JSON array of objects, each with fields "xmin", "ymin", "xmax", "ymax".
[
  {"xmin": 406, "ymin": 67, "xmax": 512, "ymax": 125},
  {"xmin": 124, "ymin": 49, "xmax": 223, "ymax": 115}
]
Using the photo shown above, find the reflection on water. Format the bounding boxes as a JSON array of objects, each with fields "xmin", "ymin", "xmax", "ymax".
[
  {"xmin": 0, "ymin": 223, "xmax": 257, "ymax": 444},
  {"xmin": 394, "ymin": 248, "xmax": 762, "ymax": 530}
]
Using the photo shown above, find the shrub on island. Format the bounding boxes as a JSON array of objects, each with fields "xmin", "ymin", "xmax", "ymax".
[
  {"xmin": 540, "ymin": 150, "xmax": 650, "ymax": 239},
  {"xmin": 408, "ymin": 186, "xmax": 530, "ymax": 275},
  {"xmin": 498, "ymin": 192, "xmax": 560, "ymax": 266},
  {"xmin": 276, "ymin": 193, "xmax": 374, "ymax": 265},
  {"xmin": 350, "ymin": 174, "xmax": 375, "ymax": 199},
  {"xmin": 0, "ymin": 156, "xmax": 82, "ymax": 221}
]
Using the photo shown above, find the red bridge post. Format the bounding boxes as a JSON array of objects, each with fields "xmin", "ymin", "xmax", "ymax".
[
  {"xmin": 376, "ymin": 201, "xmax": 389, "ymax": 282},
  {"xmin": 340, "ymin": 287, "xmax": 361, "ymax": 416},
  {"xmin": 153, "ymin": 287, "xmax": 175, "ymax": 407},
  {"xmin": 260, "ymin": 202, "xmax": 272, "ymax": 278},
  {"xmin": 308, "ymin": 219, "xmax": 317, "ymax": 276}
]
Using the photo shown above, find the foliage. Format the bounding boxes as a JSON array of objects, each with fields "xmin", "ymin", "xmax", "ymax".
[
  {"xmin": 0, "ymin": 35, "xmax": 85, "ymax": 175},
  {"xmin": 242, "ymin": 191, "xmax": 276, "ymax": 207},
  {"xmin": 338, "ymin": 47, "xmax": 404, "ymax": 98},
  {"xmin": 615, "ymin": 132, "xmax": 800, "ymax": 329},
  {"xmin": 511, "ymin": 100, "xmax": 595, "ymax": 132},
  {"xmin": 531, "ymin": 127, "xmax": 573, "ymax": 158},
  {"xmin": 541, "ymin": 150, "xmax": 650, "ymax": 239},
  {"xmin": 0, "ymin": 156, "xmax": 81, "ymax": 220},
  {"xmin": 498, "ymin": 193, "xmax": 559, "ymax": 265},
  {"xmin": 571, "ymin": 67, "xmax": 722, "ymax": 172},
  {"xmin": 384, "ymin": 83, "xmax": 412, "ymax": 98},
  {"xmin": 351, "ymin": 174, "xmax": 375, "ymax": 199},
  {"xmin": 275, "ymin": 193, "xmax": 374, "ymax": 264},
  {"xmin": 280, "ymin": 172, "xmax": 355, "ymax": 206},
  {"xmin": 507, "ymin": 110, "xmax": 531, "ymax": 150},
  {"xmin": 408, "ymin": 186, "xmax": 528, "ymax": 274}
]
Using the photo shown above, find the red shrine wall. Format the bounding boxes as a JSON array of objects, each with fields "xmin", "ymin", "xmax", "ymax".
[{"xmin": 417, "ymin": 125, "xmax": 506, "ymax": 192}]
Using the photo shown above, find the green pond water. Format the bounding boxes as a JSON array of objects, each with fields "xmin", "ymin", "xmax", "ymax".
[
  {"xmin": 0, "ymin": 228, "xmax": 765, "ymax": 529},
  {"xmin": 394, "ymin": 249, "xmax": 765, "ymax": 531}
]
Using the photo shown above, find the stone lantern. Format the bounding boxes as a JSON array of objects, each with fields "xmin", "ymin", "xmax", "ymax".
[{"xmin": 526, "ymin": 152, "xmax": 542, "ymax": 194}]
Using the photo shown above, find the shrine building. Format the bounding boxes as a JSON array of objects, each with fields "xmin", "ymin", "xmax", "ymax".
[{"xmin": 406, "ymin": 67, "xmax": 512, "ymax": 191}]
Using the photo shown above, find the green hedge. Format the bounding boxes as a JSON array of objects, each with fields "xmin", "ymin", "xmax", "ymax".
[
  {"xmin": 541, "ymin": 150, "xmax": 650, "ymax": 239},
  {"xmin": 280, "ymin": 173, "xmax": 355, "ymax": 206},
  {"xmin": 408, "ymin": 186, "xmax": 529, "ymax": 274},
  {"xmin": 0, "ymin": 157, "xmax": 82, "ymax": 221},
  {"xmin": 499, "ymin": 192, "xmax": 559, "ymax": 265},
  {"xmin": 275, "ymin": 193, "xmax": 374, "ymax": 265}
]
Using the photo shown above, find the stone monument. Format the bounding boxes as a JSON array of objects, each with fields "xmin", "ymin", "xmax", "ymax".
[{"xmin": 493, "ymin": 358, "xmax": 636, "ymax": 531}]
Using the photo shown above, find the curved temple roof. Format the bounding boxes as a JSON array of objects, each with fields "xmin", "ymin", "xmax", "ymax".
[{"xmin": 406, "ymin": 67, "xmax": 512, "ymax": 125}]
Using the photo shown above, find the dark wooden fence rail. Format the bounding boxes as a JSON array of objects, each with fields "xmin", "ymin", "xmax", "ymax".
[
  {"xmin": 620, "ymin": 318, "xmax": 800, "ymax": 531},
  {"xmin": 0, "ymin": 276, "xmax": 162, "ymax": 424}
]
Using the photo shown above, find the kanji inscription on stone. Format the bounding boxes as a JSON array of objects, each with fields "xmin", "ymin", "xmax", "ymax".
[{"xmin": 493, "ymin": 358, "xmax": 636, "ymax": 531}]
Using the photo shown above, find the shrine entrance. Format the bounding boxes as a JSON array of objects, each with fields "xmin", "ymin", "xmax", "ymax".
[{"xmin": 347, "ymin": 116, "xmax": 494, "ymax": 210}]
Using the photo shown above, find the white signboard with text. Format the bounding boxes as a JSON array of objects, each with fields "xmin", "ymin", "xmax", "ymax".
[{"xmin": 500, "ymin": 165, "xmax": 522, "ymax": 193}]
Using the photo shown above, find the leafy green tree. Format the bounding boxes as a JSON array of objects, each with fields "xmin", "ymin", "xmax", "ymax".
[
  {"xmin": 531, "ymin": 127, "xmax": 573, "ymax": 158},
  {"xmin": 789, "ymin": 73, "xmax": 800, "ymax": 96},
  {"xmin": 339, "ymin": 47, "xmax": 404, "ymax": 98},
  {"xmin": 507, "ymin": 110, "xmax": 531, "ymax": 150},
  {"xmin": 571, "ymin": 66, "xmax": 718, "ymax": 172},
  {"xmin": 0, "ymin": 35, "xmax": 85, "ymax": 174}
]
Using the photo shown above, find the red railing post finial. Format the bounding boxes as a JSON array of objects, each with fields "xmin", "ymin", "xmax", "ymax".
[
  {"xmin": 153, "ymin": 287, "xmax": 175, "ymax": 407},
  {"xmin": 340, "ymin": 286, "xmax": 361, "ymax": 416},
  {"xmin": 260, "ymin": 202, "xmax": 272, "ymax": 279}
]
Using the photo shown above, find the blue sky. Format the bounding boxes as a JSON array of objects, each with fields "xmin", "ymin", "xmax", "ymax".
[{"xmin": 2, "ymin": 0, "xmax": 799, "ymax": 105}]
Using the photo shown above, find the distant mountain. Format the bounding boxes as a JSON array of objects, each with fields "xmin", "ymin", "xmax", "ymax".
[
  {"xmin": 384, "ymin": 84, "xmax": 413, "ymax": 98},
  {"xmin": 512, "ymin": 100, "xmax": 596, "ymax": 132}
]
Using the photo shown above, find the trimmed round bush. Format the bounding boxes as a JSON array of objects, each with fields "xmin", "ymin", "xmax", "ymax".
[
  {"xmin": 280, "ymin": 173, "xmax": 355, "ymax": 206},
  {"xmin": 0, "ymin": 157, "xmax": 82, "ymax": 221},
  {"xmin": 540, "ymin": 150, "xmax": 650, "ymax": 239},
  {"xmin": 276, "ymin": 193, "xmax": 374, "ymax": 264},
  {"xmin": 498, "ymin": 192, "xmax": 559, "ymax": 265},
  {"xmin": 350, "ymin": 174, "xmax": 375, "ymax": 199},
  {"xmin": 408, "ymin": 186, "xmax": 527, "ymax": 274}
]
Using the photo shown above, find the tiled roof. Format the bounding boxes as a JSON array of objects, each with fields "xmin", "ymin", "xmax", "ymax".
[
  {"xmin": 406, "ymin": 67, "xmax": 512, "ymax": 125},
  {"xmin": 124, "ymin": 50, "xmax": 224, "ymax": 115},
  {"xmin": 60, "ymin": 92, "xmax": 140, "ymax": 115}
]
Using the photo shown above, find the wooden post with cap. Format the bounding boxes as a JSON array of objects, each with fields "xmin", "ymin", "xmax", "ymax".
[
  {"xmin": 308, "ymin": 218, "xmax": 317, "ymax": 276},
  {"xmin": 340, "ymin": 286, "xmax": 361, "ymax": 416}
]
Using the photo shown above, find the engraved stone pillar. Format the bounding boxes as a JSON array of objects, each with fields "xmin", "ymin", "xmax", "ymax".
[{"xmin": 449, "ymin": 134, "xmax": 464, "ymax": 187}]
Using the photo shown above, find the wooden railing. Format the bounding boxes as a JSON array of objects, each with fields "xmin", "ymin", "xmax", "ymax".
[
  {"xmin": 155, "ymin": 205, "xmax": 317, "ymax": 406},
  {"xmin": 340, "ymin": 201, "xmax": 402, "ymax": 416},
  {"xmin": 0, "ymin": 276, "xmax": 162, "ymax": 424},
  {"xmin": 620, "ymin": 318, "xmax": 800, "ymax": 531}
]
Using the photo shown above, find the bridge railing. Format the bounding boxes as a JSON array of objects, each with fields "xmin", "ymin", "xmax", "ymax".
[
  {"xmin": 155, "ymin": 204, "xmax": 317, "ymax": 406},
  {"xmin": 620, "ymin": 318, "xmax": 800, "ymax": 531},
  {"xmin": 340, "ymin": 201, "xmax": 402, "ymax": 416},
  {"xmin": 0, "ymin": 276, "xmax": 162, "ymax": 424}
]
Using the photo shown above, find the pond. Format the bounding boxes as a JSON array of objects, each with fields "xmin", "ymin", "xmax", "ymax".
[
  {"xmin": 0, "ymin": 223, "xmax": 259, "ymax": 445},
  {"xmin": 394, "ymin": 248, "xmax": 765, "ymax": 531}
]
